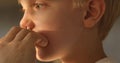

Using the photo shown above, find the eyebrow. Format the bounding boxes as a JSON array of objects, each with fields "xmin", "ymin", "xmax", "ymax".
[{"xmin": 18, "ymin": 0, "xmax": 53, "ymax": 3}]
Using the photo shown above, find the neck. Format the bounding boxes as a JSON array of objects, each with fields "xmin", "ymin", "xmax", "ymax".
[
  {"xmin": 61, "ymin": 42, "xmax": 106, "ymax": 63},
  {"xmin": 61, "ymin": 28, "xmax": 107, "ymax": 63}
]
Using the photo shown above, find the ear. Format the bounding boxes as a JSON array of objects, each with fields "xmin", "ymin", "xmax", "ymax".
[{"xmin": 83, "ymin": 0, "xmax": 105, "ymax": 28}]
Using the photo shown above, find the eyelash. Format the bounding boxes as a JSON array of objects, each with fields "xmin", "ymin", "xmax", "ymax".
[
  {"xmin": 19, "ymin": 2, "xmax": 46, "ymax": 13},
  {"xmin": 34, "ymin": 2, "xmax": 46, "ymax": 10}
]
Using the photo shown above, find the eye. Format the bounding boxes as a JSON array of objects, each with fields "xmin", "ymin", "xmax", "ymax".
[{"xmin": 34, "ymin": 2, "xmax": 46, "ymax": 10}]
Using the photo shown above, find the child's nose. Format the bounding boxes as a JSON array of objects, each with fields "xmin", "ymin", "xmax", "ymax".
[
  {"xmin": 20, "ymin": 20, "xmax": 35, "ymax": 30},
  {"xmin": 26, "ymin": 21, "xmax": 35, "ymax": 30}
]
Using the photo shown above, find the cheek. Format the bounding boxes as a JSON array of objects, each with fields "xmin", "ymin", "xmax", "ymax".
[
  {"xmin": 34, "ymin": 10, "xmax": 81, "ymax": 49},
  {"xmin": 34, "ymin": 14, "xmax": 80, "ymax": 46},
  {"xmin": 34, "ymin": 9, "xmax": 82, "ymax": 60},
  {"xmin": 34, "ymin": 10, "xmax": 78, "ymax": 31}
]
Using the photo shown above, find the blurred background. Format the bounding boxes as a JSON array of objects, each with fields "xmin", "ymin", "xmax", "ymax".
[{"xmin": 0, "ymin": 0, "xmax": 120, "ymax": 63}]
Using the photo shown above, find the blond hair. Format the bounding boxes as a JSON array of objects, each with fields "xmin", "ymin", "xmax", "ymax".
[
  {"xmin": 99, "ymin": 0, "xmax": 120, "ymax": 41},
  {"xmin": 73, "ymin": 0, "xmax": 120, "ymax": 41}
]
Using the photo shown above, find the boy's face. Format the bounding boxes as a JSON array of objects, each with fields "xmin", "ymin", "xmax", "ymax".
[{"xmin": 19, "ymin": 0, "xmax": 84, "ymax": 61}]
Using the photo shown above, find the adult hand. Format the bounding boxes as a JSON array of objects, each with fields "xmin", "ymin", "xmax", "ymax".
[{"xmin": 0, "ymin": 26, "xmax": 40, "ymax": 63}]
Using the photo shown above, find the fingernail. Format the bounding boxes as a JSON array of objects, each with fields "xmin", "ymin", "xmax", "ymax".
[{"xmin": 36, "ymin": 39, "xmax": 48, "ymax": 47}]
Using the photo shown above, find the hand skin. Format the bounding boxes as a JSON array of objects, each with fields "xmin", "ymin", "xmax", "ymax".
[{"xmin": 0, "ymin": 26, "xmax": 42, "ymax": 63}]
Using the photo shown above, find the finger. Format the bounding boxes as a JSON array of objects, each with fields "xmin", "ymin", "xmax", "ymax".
[
  {"xmin": 14, "ymin": 29, "xmax": 29, "ymax": 41},
  {"xmin": 22, "ymin": 32, "xmax": 38, "ymax": 45},
  {"xmin": 23, "ymin": 32, "xmax": 49, "ymax": 48},
  {"xmin": 35, "ymin": 34, "xmax": 49, "ymax": 48},
  {"xmin": 4, "ymin": 26, "xmax": 21, "ymax": 42}
]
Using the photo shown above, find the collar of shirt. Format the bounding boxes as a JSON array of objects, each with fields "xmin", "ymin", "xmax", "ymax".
[{"xmin": 96, "ymin": 58, "xmax": 113, "ymax": 63}]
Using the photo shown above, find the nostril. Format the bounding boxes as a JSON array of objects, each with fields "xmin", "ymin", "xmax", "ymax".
[
  {"xmin": 26, "ymin": 21, "xmax": 35, "ymax": 30},
  {"xmin": 27, "ymin": 26, "xmax": 32, "ymax": 30}
]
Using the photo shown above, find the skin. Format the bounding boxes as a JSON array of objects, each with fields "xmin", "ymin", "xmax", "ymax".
[
  {"xmin": 0, "ymin": 27, "xmax": 37, "ymax": 63},
  {"xmin": 0, "ymin": 0, "xmax": 107, "ymax": 63}
]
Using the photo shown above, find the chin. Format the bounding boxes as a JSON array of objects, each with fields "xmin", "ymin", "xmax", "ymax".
[
  {"xmin": 35, "ymin": 47, "xmax": 58, "ymax": 62},
  {"xmin": 36, "ymin": 51, "xmax": 58, "ymax": 62},
  {"xmin": 36, "ymin": 55, "xmax": 55, "ymax": 62}
]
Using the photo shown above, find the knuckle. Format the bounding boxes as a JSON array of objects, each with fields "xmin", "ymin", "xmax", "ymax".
[
  {"xmin": 0, "ymin": 37, "xmax": 7, "ymax": 42},
  {"xmin": 0, "ymin": 44, "xmax": 5, "ymax": 48},
  {"xmin": 11, "ymin": 26, "xmax": 19, "ymax": 30},
  {"xmin": 0, "ymin": 39, "xmax": 6, "ymax": 48}
]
